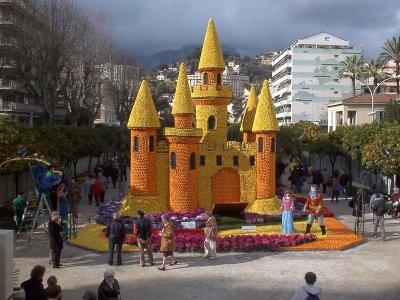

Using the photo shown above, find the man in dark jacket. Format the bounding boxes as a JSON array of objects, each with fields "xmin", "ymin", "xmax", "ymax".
[
  {"xmin": 98, "ymin": 269, "xmax": 121, "ymax": 300},
  {"xmin": 48, "ymin": 212, "xmax": 64, "ymax": 268},
  {"xmin": 105, "ymin": 213, "xmax": 126, "ymax": 266},
  {"xmin": 21, "ymin": 265, "xmax": 47, "ymax": 300},
  {"xmin": 372, "ymin": 192, "xmax": 387, "ymax": 240},
  {"xmin": 133, "ymin": 210, "xmax": 154, "ymax": 267}
]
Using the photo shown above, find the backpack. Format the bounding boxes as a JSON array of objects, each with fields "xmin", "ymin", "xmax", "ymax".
[{"xmin": 373, "ymin": 198, "xmax": 387, "ymax": 216}]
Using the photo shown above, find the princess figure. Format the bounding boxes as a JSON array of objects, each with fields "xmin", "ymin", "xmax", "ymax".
[{"xmin": 281, "ymin": 189, "xmax": 295, "ymax": 234}]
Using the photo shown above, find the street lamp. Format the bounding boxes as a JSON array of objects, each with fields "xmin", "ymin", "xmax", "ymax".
[{"xmin": 343, "ymin": 73, "xmax": 400, "ymax": 121}]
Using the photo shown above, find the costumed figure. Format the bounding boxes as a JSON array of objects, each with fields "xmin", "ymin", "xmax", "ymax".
[
  {"xmin": 304, "ymin": 184, "xmax": 326, "ymax": 235},
  {"xmin": 57, "ymin": 183, "xmax": 69, "ymax": 239},
  {"xmin": 280, "ymin": 189, "xmax": 295, "ymax": 234}
]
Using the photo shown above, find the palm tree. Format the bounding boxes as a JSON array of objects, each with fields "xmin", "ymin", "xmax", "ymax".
[
  {"xmin": 381, "ymin": 36, "xmax": 400, "ymax": 93},
  {"xmin": 362, "ymin": 58, "xmax": 387, "ymax": 92},
  {"xmin": 339, "ymin": 55, "xmax": 365, "ymax": 96}
]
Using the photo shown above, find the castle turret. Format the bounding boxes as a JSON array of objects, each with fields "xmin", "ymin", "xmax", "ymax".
[
  {"xmin": 165, "ymin": 63, "xmax": 203, "ymax": 211},
  {"xmin": 240, "ymin": 85, "xmax": 258, "ymax": 143},
  {"xmin": 192, "ymin": 18, "xmax": 232, "ymax": 145},
  {"xmin": 127, "ymin": 80, "xmax": 160, "ymax": 196},
  {"xmin": 252, "ymin": 80, "xmax": 279, "ymax": 199}
]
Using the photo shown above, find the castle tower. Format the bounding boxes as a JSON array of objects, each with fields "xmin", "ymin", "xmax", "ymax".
[
  {"xmin": 252, "ymin": 80, "xmax": 280, "ymax": 199},
  {"xmin": 165, "ymin": 63, "xmax": 203, "ymax": 211},
  {"xmin": 192, "ymin": 18, "xmax": 232, "ymax": 145},
  {"xmin": 127, "ymin": 80, "xmax": 160, "ymax": 196},
  {"xmin": 240, "ymin": 85, "xmax": 258, "ymax": 143}
]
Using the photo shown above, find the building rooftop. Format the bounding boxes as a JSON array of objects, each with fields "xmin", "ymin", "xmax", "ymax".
[
  {"xmin": 198, "ymin": 18, "xmax": 225, "ymax": 71},
  {"xmin": 327, "ymin": 93, "xmax": 400, "ymax": 107},
  {"xmin": 127, "ymin": 80, "xmax": 160, "ymax": 129}
]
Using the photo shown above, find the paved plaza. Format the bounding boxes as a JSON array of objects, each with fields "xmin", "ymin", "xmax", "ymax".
[{"xmin": 13, "ymin": 181, "xmax": 400, "ymax": 300}]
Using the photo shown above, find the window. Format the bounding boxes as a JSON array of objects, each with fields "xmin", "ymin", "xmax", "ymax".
[
  {"xmin": 217, "ymin": 73, "xmax": 222, "ymax": 85},
  {"xmin": 200, "ymin": 155, "xmax": 206, "ymax": 166},
  {"xmin": 149, "ymin": 136, "xmax": 154, "ymax": 152},
  {"xmin": 208, "ymin": 116, "xmax": 216, "ymax": 130},
  {"xmin": 348, "ymin": 111, "xmax": 356, "ymax": 126},
  {"xmin": 271, "ymin": 138, "xmax": 275, "ymax": 153},
  {"xmin": 203, "ymin": 73, "xmax": 209, "ymax": 85},
  {"xmin": 325, "ymin": 36, "xmax": 331, "ymax": 41},
  {"xmin": 190, "ymin": 153, "xmax": 196, "ymax": 170},
  {"xmin": 249, "ymin": 156, "xmax": 255, "ymax": 166},
  {"xmin": 216, "ymin": 155, "xmax": 222, "ymax": 166},
  {"xmin": 233, "ymin": 156, "xmax": 239, "ymax": 166},
  {"xmin": 334, "ymin": 55, "xmax": 339, "ymax": 58},
  {"xmin": 134, "ymin": 136, "xmax": 139, "ymax": 152},
  {"xmin": 170, "ymin": 152, "xmax": 176, "ymax": 169},
  {"xmin": 334, "ymin": 66, "xmax": 339, "ymax": 70},
  {"xmin": 334, "ymin": 91, "xmax": 338, "ymax": 94},
  {"xmin": 258, "ymin": 137, "xmax": 264, "ymax": 153},
  {"xmin": 334, "ymin": 79, "xmax": 339, "ymax": 82}
]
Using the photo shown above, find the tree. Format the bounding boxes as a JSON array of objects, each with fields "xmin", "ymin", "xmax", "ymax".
[
  {"xmin": 362, "ymin": 123, "xmax": 400, "ymax": 174},
  {"xmin": 381, "ymin": 36, "xmax": 400, "ymax": 93},
  {"xmin": 19, "ymin": 0, "xmax": 84, "ymax": 124},
  {"xmin": 339, "ymin": 55, "xmax": 365, "ymax": 96},
  {"xmin": 362, "ymin": 58, "xmax": 387, "ymax": 91},
  {"xmin": 383, "ymin": 100, "xmax": 400, "ymax": 123},
  {"xmin": 0, "ymin": 116, "xmax": 25, "ymax": 164}
]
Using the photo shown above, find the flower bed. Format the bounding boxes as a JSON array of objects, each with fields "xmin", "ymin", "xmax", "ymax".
[{"xmin": 123, "ymin": 228, "xmax": 317, "ymax": 252}]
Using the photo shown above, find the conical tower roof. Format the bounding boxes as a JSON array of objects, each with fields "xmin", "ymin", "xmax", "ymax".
[
  {"xmin": 127, "ymin": 80, "xmax": 160, "ymax": 129},
  {"xmin": 198, "ymin": 18, "xmax": 225, "ymax": 70},
  {"xmin": 240, "ymin": 85, "xmax": 258, "ymax": 132},
  {"xmin": 172, "ymin": 63, "xmax": 195, "ymax": 115},
  {"xmin": 252, "ymin": 80, "xmax": 279, "ymax": 132}
]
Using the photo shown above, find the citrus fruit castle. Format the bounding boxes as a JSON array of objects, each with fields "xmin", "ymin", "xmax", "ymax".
[{"xmin": 120, "ymin": 19, "xmax": 280, "ymax": 216}]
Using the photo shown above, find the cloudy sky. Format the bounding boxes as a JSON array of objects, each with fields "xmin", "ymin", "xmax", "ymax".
[{"xmin": 83, "ymin": 0, "xmax": 400, "ymax": 59}]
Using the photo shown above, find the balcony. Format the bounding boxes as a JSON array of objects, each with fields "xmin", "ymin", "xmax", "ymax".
[
  {"xmin": 0, "ymin": 79, "xmax": 25, "ymax": 90},
  {"xmin": 0, "ymin": 101, "xmax": 43, "ymax": 113}
]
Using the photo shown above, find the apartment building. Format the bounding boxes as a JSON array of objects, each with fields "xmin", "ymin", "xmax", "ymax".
[
  {"xmin": 187, "ymin": 70, "xmax": 249, "ymax": 98},
  {"xmin": 0, "ymin": 0, "xmax": 43, "ymax": 125},
  {"xmin": 95, "ymin": 63, "xmax": 140, "ymax": 125},
  {"xmin": 271, "ymin": 32, "xmax": 362, "ymax": 125}
]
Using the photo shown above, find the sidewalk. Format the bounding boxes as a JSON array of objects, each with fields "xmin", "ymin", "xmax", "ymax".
[{"xmin": 13, "ymin": 176, "xmax": 400, "ymax": 300}]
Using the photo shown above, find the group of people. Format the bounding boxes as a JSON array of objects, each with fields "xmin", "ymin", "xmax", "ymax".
[
  {"xmin": 20, "ymin": 265, "xmax": 121, "ymax": 300},
  {"xmin": 105, "ymin": 210, "xmax": 219, "ymax": 271},
  {"xmin": 280, "ymin": 184, "xmax": 326, "ymax": 235}
]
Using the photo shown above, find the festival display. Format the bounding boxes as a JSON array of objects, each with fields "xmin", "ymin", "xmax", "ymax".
[{"xmin": 69, "ymin": 19, "xmax": 364, "ymax": 252}]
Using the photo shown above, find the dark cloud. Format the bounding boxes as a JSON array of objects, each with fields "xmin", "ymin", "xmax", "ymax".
[{"xmin": 83, "ymin": 0, "xmax": 400, "ymax": 59}]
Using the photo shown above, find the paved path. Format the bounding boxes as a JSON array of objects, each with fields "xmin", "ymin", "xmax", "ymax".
[{"xmin": 13, "ymin": 177, "xmax": 400, "ymax": 300}]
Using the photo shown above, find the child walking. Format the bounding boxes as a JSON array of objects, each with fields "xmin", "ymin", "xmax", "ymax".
[{"xmin": 281, "ymin": 189, "xmax": 295, "ymax": 234}]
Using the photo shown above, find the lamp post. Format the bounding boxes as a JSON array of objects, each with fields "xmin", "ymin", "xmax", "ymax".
[{"xmin": 343, "ymin": 73, "xmax": 400, "ymax": 121}]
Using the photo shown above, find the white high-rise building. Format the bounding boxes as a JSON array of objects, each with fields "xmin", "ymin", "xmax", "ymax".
[{"xmin": 271, "ymin": 32, "xmax": 362, "ymax": 125}]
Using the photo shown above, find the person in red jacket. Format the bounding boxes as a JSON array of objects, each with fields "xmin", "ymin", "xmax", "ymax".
[
  {"xmin": 304, "ymin": 184, "xmax": 326, "ymax": 235},
  {"xmin": 91, "ymin": 177, "xmax": 102, "ymax": 207}
]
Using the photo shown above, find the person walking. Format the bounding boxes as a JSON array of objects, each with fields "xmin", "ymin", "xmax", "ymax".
[
  {"xmin": 105, "ymin": 213, "xmax": 126, "ymax": 266},
  {"xmin": 304, "ymin": 184, "xmax": 326, "ymax": 235},
  {"xmin": 371, "ymin": 192, "xmax": 387, "ymax": 240},
  {"xmin": 389, "ymin": 186, "xmax": 400, "ymax": 218},
  {"xmin": 281, "ymin": 189, "xmax": 295, "ymax": 234},
  {"xmin": 97, "ymin": 269, "xmax": 121, "ymax": 300},
  {"xmin": 321, "ymin": 168, "xmax": 330, "ymax": 194},
  {"xmin": 48, "ymin": 212, "xmax": 64, "ymax": 268},
  {"xmin": 98, "ymin": 172, "xmax": 107, "ymax": 203},
  {"xmin": 92, "ymin": 176, "xmax": 102, "ymax": 206},
  {"xmin": 331, "ymin": 175, "xmax": 340, "ymax": 203},
  {"xmin": 204, "ymin": 212, "xmax": 218, "ymax": 259},
  {"xmin": 338, "ymin": 169, "xmax": 350, "ymax": 200},
  {"xmin": 291, "ymin": 271, "xmax": 324, "ymax": 300},
  {"xmin": 133, "ymin": 210, "xmax": 154, "ymax": 267},
  {"xmin": 12, "ymin": 192, "xmax": 26, "ymax": 230},
  {"xmin": 21, "ymin": 265, "xmax": 47, "ymax": 300},
  {"xmin": 83, "ymin": 175, "xmax": 94, "ymax": 204},
  {"xmin": 158, "ymin": 214, "xmax": 177, "ymax": 271}
]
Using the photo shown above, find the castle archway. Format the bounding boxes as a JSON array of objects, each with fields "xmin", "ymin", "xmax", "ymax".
[{"xmin": 212, "ymin": 167, "xmax": 240, "ymax": 204}]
